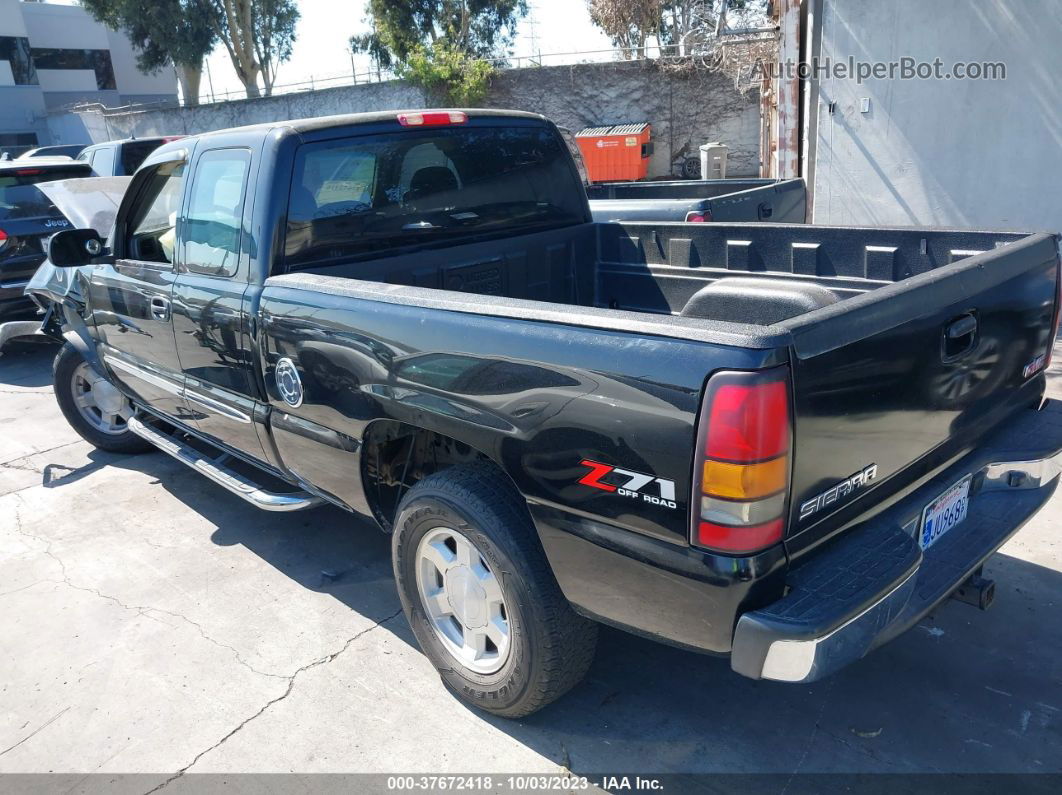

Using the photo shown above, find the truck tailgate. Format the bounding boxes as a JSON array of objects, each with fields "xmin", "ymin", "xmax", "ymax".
[{"xmin": 784, "ymin": 231, "xmax": 1060, "ymax": 552}]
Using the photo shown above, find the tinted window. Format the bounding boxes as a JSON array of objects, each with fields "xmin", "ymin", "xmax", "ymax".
[
  {"xmin": 30, "ymin": 48, "xmax": 115, "ymax": 90},
  {"xmin": 0, "ymin": 37, "xmax": 37, "ymax": 85},
  {"xmin": 284, "ymin": 125, "xmax": 585, "ymax": 270},
  {"xmin": 90, "ymin": 146, "xmax": 115, "ymax": 176},
  {"xmin": 126, "ymin": 162, "xmax": 185, "ymax": 264},
  {"xmin": 0, "ymin": 166, "xmax": 90, "ymax": 221},
  {"xmin": 182, "ymin": 149, "xmax": 250, "ymax": 277},
  {"xmin": 121, "ymin": 141, "xmax": 164, "ymax": 175}
]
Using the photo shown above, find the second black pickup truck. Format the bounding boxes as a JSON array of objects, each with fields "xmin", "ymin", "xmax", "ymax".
[
  {"xmin": 32, "ymin": 109, "xmax": 1062, "ymax": 717},
  {"xmin": 587, "ymin": 177, "xmax": 807, "ymax": 224}
]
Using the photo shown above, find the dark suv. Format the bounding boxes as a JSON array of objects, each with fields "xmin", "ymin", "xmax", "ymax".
[{"xmin": 0, "ymin": 159, "xmax": 92, "ymax": 325}]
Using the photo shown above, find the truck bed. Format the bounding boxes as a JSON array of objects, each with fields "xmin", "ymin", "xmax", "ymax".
[
  {"xmin": 589, "ymin": 178, "xmax": 807, "ymax": 224},
  {"xmin": 275, "ymin": 219, "xmax": 1058, "ymax": 555}
]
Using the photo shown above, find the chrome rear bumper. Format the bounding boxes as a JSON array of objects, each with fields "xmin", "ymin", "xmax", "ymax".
[{"xmin": 732, "ymin": 400, "xmax": 1062, "ymax": 683}]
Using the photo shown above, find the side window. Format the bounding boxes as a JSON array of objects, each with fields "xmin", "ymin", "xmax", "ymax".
[
  {"xmin": 76, "ymin": 149, "xmax": 91, "ymax": 162},
  {"xmin": 125, "ymin": 161, "xmax": 185, "ymax": 264},
  {"xmin": 91, "ymin": 145, "xmax": 115, "ymax": 176},
  {"xmin": 182, "ymin": 149, "xmax": 250, "ymax": 277}
]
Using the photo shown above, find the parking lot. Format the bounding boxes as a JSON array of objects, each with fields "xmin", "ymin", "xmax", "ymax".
[{"xmin": 1, "ymin": 340, "xmax": 1060, "ymax": 779}]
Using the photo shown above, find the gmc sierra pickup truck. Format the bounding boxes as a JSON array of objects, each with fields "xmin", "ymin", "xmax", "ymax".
[
  {"xmin": 587, "ymin": 177, "xmax": 807, "ymax": 224},
  {"xmin": 30, "ymin": 109, "xmax": 1062, "ymax": 718}
]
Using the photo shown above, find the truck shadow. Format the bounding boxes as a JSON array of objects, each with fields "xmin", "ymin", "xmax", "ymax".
[
  {"xmin": 103, "ymin": 450, "xmax": 1062, "ymax": 776},
  {"xmin": 0, "ymin": 343, "xmax": 59, "ymax": 387}
]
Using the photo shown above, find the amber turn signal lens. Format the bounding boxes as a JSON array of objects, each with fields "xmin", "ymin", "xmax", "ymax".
[{"xmin": 702, "ymin": 456, "xmax": 787, "ymax": 500}]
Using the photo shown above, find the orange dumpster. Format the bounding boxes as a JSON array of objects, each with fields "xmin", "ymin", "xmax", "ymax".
[{"xmin": 575, "ymin": 123, "xmax": 653, "ymax": 183}]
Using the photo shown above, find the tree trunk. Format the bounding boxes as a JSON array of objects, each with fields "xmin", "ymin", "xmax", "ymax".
[
  {"xmin": 242, "ymin": 73, "xmax": 261, "ymax": 98},
  {"xmin": 177, "ymin": 63, "xmax": 202, "ymax": 107}
]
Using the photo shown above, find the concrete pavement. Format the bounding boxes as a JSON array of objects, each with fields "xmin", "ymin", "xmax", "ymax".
[{"xmin": 0, "ymin": 343, "xmax": 1060, "ymax": 778}]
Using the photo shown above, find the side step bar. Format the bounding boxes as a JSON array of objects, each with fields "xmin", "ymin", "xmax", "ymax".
[{"xmin": 128, "ymin": 416, "xmax": 325, "ymax": 512}]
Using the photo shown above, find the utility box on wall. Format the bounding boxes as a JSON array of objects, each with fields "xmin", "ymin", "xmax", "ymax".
[{"xmin": 575, "ymin": 123, "xmax": 653, "ymax": 183}]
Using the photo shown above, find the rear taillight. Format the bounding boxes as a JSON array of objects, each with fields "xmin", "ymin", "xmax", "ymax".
[
  {"xmin": 1046, "ymin": 264, "xmax": 1062, "ymax": 369},
  {"xmin": 685, "ymin": 211, "xmax": 712, "ymax": 222},
  {"xmin": 397, "ymin": 111, "xmax": 468, "ymax": 127},
  {"xmin": 691, "ymin": 367, "xmax": 791, "ymax": 554},
  {"xmin": 0, "ymin": 228, "xmax": 6, "ymax": 250}
]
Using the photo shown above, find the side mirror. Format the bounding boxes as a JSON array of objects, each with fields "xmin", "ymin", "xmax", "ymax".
[{"xmin": 48, "ymin": 229, "xmax": 104, "ymax": 267}]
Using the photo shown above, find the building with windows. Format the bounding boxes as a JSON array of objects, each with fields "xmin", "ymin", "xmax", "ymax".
[{"xmin": 0, "ymin": 0, "xmax": 177, "ymax": 154}]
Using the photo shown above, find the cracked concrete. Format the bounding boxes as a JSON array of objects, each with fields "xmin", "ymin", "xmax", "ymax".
[{"xmin": 1, "ymin": 343, "xmax": 1061, "ymax": 776}]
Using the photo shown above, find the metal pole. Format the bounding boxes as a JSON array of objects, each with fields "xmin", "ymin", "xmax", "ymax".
[{"xmin": 205, "ymin": 58, "xmax": 216, "ymax": 103}]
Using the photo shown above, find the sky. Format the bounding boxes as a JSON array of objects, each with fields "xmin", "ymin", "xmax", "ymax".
[{"xmin": 199, "ymin": 0, "xmax": 616, "ymax": 102}]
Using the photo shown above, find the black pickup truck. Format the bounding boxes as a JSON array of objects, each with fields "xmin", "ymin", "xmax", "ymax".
[
  {"xmin": 587, "ymin": 177, "xmax": 807, "ymax": 224},
  {"xmin": 31, "ymin": 109, "xmax": 1062, "ymax": 718}
]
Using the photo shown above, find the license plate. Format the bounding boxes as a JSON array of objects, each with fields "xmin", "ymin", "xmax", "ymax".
[{"xmin": 919, "ymin": 475, "xmax": 972, "ymax": 550}]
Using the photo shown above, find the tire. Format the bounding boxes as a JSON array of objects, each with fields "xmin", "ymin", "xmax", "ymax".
[
  {"xmin": 392, "ymin": 462, "xmax": 598, "ymax": 718},
  {"xmin": 53, "ymin": 343, "xmax": 152, "ymax": 454}
]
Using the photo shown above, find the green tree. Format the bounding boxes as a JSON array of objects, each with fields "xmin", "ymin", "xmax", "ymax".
[
  {"xmin": 351, "ymin": 1, "xmax": 526, "ymax": 106},
  {"xmin": 82, "ymin": 0, "xmax": 217, "ymax": 105},
  {"xmin": 350, "ymin": 0, "xmax": 527, "ymax": 69},
  {"xmin": 398, "ymin": 41, "xmax": 495, "ymax": 104},
  {"xmin": 197, "ymin": 0, "xmax": 300, "ymax": 98}
]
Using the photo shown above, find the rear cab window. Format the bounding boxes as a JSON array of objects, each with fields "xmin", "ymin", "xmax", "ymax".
[
  {"xmin": 0, "ymin": 165, "xmax": 91, "ymax": 221},
  {"xmin": 283, "ymin": 122, "xmax": 587, "ymax": 270}
]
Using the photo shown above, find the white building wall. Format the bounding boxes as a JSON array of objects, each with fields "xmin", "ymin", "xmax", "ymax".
[
  {"xmin": 20, "ymin": 3, "xmax": 111, "ymax": 49},
  {"xmin": 104, "ymin": 28, "xmax": 175, "ymax": 99},
  {"xmin": 0, "ymin": 0, "xmax": 29, "ymax": 37},
  {"xmin": 810, "ymin": 0, "xmax": 1062, "ymax": 233}
]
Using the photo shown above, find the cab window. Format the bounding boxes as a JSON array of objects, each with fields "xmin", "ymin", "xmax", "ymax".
[
  {"xmin": 125, "ymin": 161, "xmax": 185, "ymax": 264},
  {"xmin": 181, "ymin": 149, "xmax": 251, "ymax": 277}
]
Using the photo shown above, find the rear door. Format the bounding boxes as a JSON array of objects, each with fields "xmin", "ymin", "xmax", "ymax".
[
  {"xmin": 89, "ymin": 152, "xmax": 192, "ymax": 422},
  {"xmin": 171, "ymin": 142, "xmax": 267, "ymax": 461}
]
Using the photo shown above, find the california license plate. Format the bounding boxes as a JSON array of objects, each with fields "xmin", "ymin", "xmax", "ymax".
[{"xmin": 919, "ymin": 475, "xmax": 972, "ymax": 550}]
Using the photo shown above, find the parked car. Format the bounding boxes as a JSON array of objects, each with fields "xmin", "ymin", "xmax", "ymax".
[
  {"xmin": 30, "ymin": 109, "xmax": 1062, "ymax": 718},
  {"xmin": 0, "ymin": 158, "xmax": 91, "ymax": 339},
  {"xmin": 588, "ymin": 177, "xmax": 807, "ymax": 223},
  {"xmin": 17, "ymin": 144, "xmax": 86, "ymax": 160},
  {"xmin": 77, "ymin": 136, "xmax": 182, "ymax": 177}
]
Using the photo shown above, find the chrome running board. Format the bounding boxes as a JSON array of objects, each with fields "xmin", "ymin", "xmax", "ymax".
[{"xmin": 128, "ymin": 416, "xmax": 324, "ymax": 512}]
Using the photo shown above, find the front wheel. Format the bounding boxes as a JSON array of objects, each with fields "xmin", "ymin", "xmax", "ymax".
[
  {"xmin": 53, "ymin": 343, "xmax": 152, "ymax": 454},
  {"xmin": 392, "ymin": 463, "xmax": 598, "ymax": 718}
]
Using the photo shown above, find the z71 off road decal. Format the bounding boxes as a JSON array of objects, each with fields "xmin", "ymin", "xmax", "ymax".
[{"xmin": 578, "ymin": 460, "xmax": 678, "ymax": 510}]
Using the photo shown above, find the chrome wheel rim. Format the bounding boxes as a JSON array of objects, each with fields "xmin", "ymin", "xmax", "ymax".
[
  {"xmin": 414, "ymin": 526, "xmax": 511, "ymax": 675},
  {"xmin": 71, "ymin": 362, "xmax": 133, "ymax": 435}
]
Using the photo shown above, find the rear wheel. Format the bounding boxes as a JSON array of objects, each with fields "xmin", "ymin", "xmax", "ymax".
[
  {"xmin": 53, "ymin": 343, "xmax": 151, "ymax": 454},
  {"xmin": 392, "ymin": 463, "xmax": 598, "ymax": 717}
]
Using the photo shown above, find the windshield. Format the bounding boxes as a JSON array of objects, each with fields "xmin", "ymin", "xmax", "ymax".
[
  {"xmin": 0, "ymin": 166, "xmax": 90, "ymax": 221},
  {"xmin": 284, "ymin": 124, "xmax": 587, "ymax": 269}
]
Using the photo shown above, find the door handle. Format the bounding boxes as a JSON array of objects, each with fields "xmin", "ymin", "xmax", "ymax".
[{"xmin": 150, "ymin": 296, "xmax": 170, "ymax": 322}]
